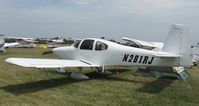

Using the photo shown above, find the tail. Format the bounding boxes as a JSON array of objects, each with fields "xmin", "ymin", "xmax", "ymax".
[
  {"xmin": 162, "ymin": 24, "xmax": 192, "ymax": 66},
  {"xmin": 0, "ymin": 34, "xmax": 5, "ymax": 53}
]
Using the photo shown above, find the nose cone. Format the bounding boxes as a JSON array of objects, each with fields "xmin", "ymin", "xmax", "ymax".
[
  {"xmin": 53, "ymin": 47, "xmax": 63, "ymax": 53},
  {"xmin": 53, "ymin": 47, "xmax": 65, "ymax": 56},
  {"xmin": 53, "ymin": 46, "xmax": 75, "ymax": 59}
]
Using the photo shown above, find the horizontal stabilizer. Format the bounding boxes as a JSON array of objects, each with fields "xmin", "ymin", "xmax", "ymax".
[
  {"xmin": 155, "ymin": 53, "xmax": 182, "ymax": 58},
  {"xmin": 5, "ymin": 58, "xmax": 99, "ymax": 68}
]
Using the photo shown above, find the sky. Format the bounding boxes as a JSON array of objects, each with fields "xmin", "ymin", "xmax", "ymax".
[{"xmin": 0, "ymin": 0, "xmax": 199, "ymax": 43}]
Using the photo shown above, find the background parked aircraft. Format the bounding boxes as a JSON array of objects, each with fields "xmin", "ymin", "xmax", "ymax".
[
  {"xmin": 122, "ymin": 37, "xmax": 164, "ymax": 51},
  {"xmin": 0, "ymin": 35, "xmax": 20, "ymax": 53}
]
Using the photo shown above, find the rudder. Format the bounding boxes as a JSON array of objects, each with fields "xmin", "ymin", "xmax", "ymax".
[{"xmin": 162, "ymin": 24, "xmax": 192, "ymax": 66}]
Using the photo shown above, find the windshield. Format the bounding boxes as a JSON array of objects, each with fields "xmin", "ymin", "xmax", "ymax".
[{"xmin": 73, "ymin": 40, "xmax": 81, "ymax": 48}]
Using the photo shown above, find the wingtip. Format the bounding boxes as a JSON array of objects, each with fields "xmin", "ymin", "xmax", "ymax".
[{"xmin": 5, "ymin": 57, "xmax": 15, "ymax": 63}]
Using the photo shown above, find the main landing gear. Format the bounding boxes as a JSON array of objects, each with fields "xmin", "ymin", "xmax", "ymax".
[
  {"xmin": 95, "ymin": 65, "xmax": 112, "ymax": 75},
  {"xmin": 57, "ymin": 65, "xmax": 112, "ymax": 80},
  {"xmin": 57, "ymin": 67, "xmax": 89, "ymax": 80},
  {"xmin": 70, "ymin": 65, "xmax": 112, "ymax": 80}
]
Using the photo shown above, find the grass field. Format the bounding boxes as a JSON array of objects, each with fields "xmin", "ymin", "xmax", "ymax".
[{"xmin": 0, "ymin": 48, "xmax": 199, "ymax": 106}]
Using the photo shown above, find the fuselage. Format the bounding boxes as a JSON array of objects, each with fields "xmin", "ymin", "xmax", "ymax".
[{"xmin": 53, "ymin": 38, "xmax": 180, "ymax": 67}]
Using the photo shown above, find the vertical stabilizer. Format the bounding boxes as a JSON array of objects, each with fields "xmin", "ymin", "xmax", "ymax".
[
  {"xmin": 0, "ymin": 34, "xmax": 5, "ymax": 53},
  {"xmin": 162, "ymin": 24, "xmax": 192, "ymax": 66}
]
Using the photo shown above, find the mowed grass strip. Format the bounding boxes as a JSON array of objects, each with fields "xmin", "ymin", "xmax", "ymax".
[{"xmin": 0, "ymin": 48, "xmax": 198, "ymax": 106}]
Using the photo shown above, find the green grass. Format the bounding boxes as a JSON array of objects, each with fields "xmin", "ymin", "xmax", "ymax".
[{"xmin": 0, "ymin": 48, "xmax": 199, "ymax": 106}]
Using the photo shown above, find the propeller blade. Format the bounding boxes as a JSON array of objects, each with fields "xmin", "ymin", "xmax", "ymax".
[{"xmin": 42, "ymin": 50, "xmax": 53, "ymax": 55}]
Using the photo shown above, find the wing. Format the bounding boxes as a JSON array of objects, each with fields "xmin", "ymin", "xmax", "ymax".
[{"xmin": 5, "ymin": 58, "xmax": 99, "ymax": 68}]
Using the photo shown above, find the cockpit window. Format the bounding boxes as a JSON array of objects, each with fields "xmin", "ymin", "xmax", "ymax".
[
  {"xmin": 74, "ymin": 41, "xmax": 81, "ymax": 48},
  {"xmin": 80, "ymin": 40, "xmax": 94, "ymax": 50},
  {"xmin": 95, "ymin": 41, "xmax": 108, "ymax": 51}
]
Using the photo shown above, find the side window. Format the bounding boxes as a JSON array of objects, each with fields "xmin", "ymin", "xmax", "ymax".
[
  {"xmin": 74, "ymin": 41, "xmax": 81, "ymax": 48},
  {"xmin": 80, "ymin": 40, "xmax": 94, "ymax": 50},
  {"xmin": 95, "ymin": 41, "xmax": 108, "ymax": 51}
]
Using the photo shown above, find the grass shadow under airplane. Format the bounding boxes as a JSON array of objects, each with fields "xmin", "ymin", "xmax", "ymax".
[
  {"xmin": 1, "ymin": 69, "xmax": 140, "ymax": 95},
  {"xmin": 0, "ymin": 69, "xmax": 176, "ymax": 95},
  {"xmin": 136, "ymin": 77, "xmax": 175, "ymax": 93}
]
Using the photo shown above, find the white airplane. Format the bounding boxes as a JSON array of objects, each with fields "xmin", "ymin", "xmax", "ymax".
[
  {"xmin": 5, "ymin": 24, "xmax": 192, "ymax": 80},
  {"xmin": 0, "ymin": 35, "xmax": 20, "ymax": 53}
]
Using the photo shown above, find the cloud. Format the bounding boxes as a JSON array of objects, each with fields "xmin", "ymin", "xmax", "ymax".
[
  {"xmin": 61, "ymin": 0, "xmax": 98, "ymax": 5},
  {"xmin": 97, "ymin": 0, "xmax": 199, "ymax": 17},
  {"xmin": 0, "ymin": 0, "xmax": 199, "ymax": 43},
  {"xmin": 1, "ymin": 0, "xmax": 198, "ymax": 19}
]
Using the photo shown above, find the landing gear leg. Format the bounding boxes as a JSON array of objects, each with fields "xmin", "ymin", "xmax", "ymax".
[
  {"xmin": 95, "ymin": 65, "xmax": 112, "ymax": 75},
  {"xmin": 184, "ymin": 79, "xmax": 191, "ymax": 88},
  {"xmin": 57, "ymin": 68, "xmax": 65, "ymax": 73}
]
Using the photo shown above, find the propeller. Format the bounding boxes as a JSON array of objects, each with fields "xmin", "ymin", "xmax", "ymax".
[{"xmin": 42, "ymin": 50, "xmax": 53, "ymax": 55}]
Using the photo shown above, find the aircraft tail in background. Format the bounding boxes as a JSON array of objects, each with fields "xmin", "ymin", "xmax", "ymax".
[{"xmin": 0, "ymin": 34, "xmax": 5, "ymax": 53}]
